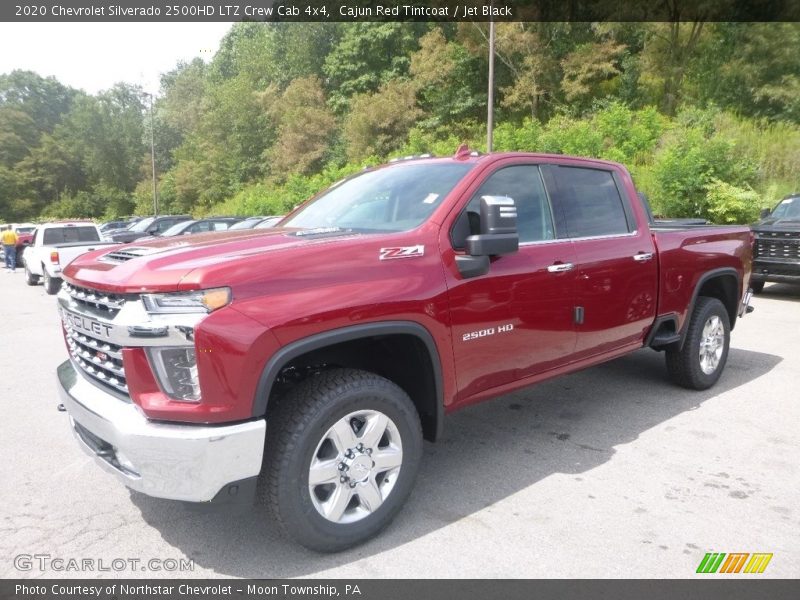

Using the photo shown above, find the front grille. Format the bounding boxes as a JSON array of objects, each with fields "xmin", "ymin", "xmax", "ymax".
[
  {"xmin": 754, "ymin": 238, "xmax": 800, "ymax": 260},
  {"xmin": 62, "ymin": 281, "xmax": 132, "ymax": 317},
  {"xmin": 65, "ymin": 323, "xmax": 129, "ymax": 395}
]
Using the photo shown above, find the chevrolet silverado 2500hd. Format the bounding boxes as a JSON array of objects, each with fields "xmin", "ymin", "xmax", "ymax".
[{"xmin": 55, "ymin": 151, "xmax": 754, "ymax": 552}]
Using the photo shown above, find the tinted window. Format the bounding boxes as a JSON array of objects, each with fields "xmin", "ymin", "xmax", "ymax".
[
  {"xmin": 155, "ymin": 219, "xmax": 179, "ymax": 233},
  {"xmin": 42, "ymin": 226, "xmax": 100, "ymax": 244},
  {"xmin": 455, "ymin": 165, "xmax": 555, "ymax": 246},
  {"xmin": 551, "ymin": 167, "xmax": 631, "ymax": 238}
]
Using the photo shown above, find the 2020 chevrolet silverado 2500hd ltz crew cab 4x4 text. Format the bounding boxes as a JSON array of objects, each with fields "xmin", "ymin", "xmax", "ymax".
[{"xmin": 55, "ymin": 151, "xmax": 754, "ymax": 552}]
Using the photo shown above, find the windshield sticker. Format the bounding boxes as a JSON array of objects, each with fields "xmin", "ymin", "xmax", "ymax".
[
  {"xmin": 379, "ymin": 245, "xmax": 425, "ymax": 260},
  {"xmin": 423, "ymin": 193, "xmax": 439, "ymax": 204}
]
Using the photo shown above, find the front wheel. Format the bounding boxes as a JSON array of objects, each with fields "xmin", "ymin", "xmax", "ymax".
[
  {"xmin": 43, "ymin": 270, "xmax": 62, "ymax": 295},
  {"xmin": 259, "ymin": 369, "xmax": 423, "ymax": 552},
  {"xmin": 666, "ymin": 296, "xmax": 730, "ymax": 390}
]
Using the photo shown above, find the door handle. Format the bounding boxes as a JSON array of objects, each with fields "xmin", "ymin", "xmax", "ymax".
[
  {"xmin": 633, "ymin": 252, "xmax": 654, "ymax": 262},
  {"xmin": 547, "ymin": 262, "xmax": 574, "ymax": 273}
]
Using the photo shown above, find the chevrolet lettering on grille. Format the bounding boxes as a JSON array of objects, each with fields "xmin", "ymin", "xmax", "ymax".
[{"xmin": 62, "ymin": 308, "xmax": 113, "ymax": 338}]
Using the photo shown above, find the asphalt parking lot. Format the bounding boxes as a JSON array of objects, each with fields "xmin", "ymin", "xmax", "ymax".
[{"xmin": 1, "ymin": 273, "xmax": 798, "ymax": 579}]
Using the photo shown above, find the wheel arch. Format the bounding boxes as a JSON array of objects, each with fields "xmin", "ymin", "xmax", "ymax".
[
  {"xmin": 679, "ymin": 267, "xmax": 740, "ymax": 349},
  {"xmin": 253, "ymin": 321, "xmax": 445, "ymax": 442}
]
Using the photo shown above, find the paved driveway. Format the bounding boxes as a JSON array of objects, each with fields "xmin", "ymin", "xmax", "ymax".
[{"xmin": 1, "ymin": 276, "xmax": 797, "ymax": 578}]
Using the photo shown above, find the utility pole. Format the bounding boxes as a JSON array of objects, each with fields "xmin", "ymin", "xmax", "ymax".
[
  {"xmin": 487, "ymin": 20, "xmax": 495, "ymax": 153},
  {"xmin": 143, "ymin": 92, "xmax": 158, "ymax": 216}
]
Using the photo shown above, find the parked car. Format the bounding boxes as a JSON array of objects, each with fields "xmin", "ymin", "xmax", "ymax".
[
  {"xmin": 104, "ymin": 215, "xmax": 191, "ymax": 243},
  {"xmin": 750, "ymin": 193, "xmax": 800, "ymax": 293},
  {"xmin": 149, "ymin": 217, "xmax": 242, "ymax": 238},
  {"xmin": 100, "ymin": 218, "xmax": 138, "ymax": 233},
  {"xmin": 228, "ymin": 216, "xmax": 271, "ymax": 230},
  {"xmin": 4, "ymin": 222, "xmax": 38, "ymax": 268},
  {"xmin": 254, "ymin": 216, "xmax": 284, "ymax": 228},
  {"xmin": 23, "ymin": 221, "xmax": 116, "ymax": 294},
  {"xmin": 55, "ymin": 151, "xmax": 754, "ymax": 552}
]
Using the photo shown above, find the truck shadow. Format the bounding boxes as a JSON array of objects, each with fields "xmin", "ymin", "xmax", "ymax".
[
  {"xmin": 759, "ymin": 283, "xmax": 800, "ymax": 302},
  {"xmin": 130, "ymin": 346, "xmax": 781, "ymax": 577}
]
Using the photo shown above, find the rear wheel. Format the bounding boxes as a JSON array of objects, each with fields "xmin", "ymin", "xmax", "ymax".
[
  {"xmin": 666, "ymin": 296, "xmax": 730, "ymax": 390},
  {"xmin": 43, "ymin": 270, "xmax": 62, "ymax": 295},
  {"xmin": 750, "ymin": 281, "xmax": 765, "ymax": 294},
  {"xmin": 259, "ymin": 368, "xmax": 423, "ymax": 552},
  {"xmin": 24, "ymin": 263, "xmax": 39, "ymax": 286}
]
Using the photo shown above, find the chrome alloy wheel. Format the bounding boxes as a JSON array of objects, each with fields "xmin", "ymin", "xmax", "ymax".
[
  {"xmin": 699, "ymin": 315, "xmax": 725, "ymax": 374},
  {"xmin": 308, "ymin": 410, "xmax": 403, "ymax": 524}
]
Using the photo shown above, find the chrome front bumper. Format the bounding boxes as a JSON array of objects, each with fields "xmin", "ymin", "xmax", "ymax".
[{"xmin": 57, "ymin": 360, "xmax": 266, "ymax": 502}]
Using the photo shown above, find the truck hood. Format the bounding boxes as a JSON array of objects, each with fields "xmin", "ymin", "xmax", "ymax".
[
  {"xmin": 62, "ymin": 227, "xmax": 364, "ymax": 293},
  {"xmin": 753, "ymin": 218, "xmax": 800, "ymax": 232}
]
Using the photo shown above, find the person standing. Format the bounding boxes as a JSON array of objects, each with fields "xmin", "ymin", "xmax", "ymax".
[{"xmin": 2, "ymin": 225, "xmax": 18, "ymax": 272}]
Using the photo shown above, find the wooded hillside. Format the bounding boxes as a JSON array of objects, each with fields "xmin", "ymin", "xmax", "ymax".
[{"xmin": 2, "ymin": 22, "xmax": 799, "ymax": 224}]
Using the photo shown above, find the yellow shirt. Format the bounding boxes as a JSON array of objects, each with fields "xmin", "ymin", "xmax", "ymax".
[{"xmin": 1, "ymin": 230, "xmax": 18, "ymax": 245}]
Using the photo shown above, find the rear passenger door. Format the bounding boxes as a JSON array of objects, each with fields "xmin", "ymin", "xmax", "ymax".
[{"xmin": 543, "ymin": 165, "xmax": 657, "ymax": 359}]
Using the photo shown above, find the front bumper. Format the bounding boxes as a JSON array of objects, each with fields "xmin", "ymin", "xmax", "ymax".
[
  {"xmin": 58, "ymin": 360, "xmax": 266, "ymax": 502},
  {"xmin": 751, "ymin": 259, "xmax": 800, "ymax": 284}
]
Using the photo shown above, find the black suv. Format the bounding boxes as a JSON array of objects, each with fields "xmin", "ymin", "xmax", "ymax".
[
  {"xmin": 751, "ymin": 194, "xmax": 800, "ymax": 292},
  {"xmin": 105, "ymin": 215, "xmax": 191, "ymax": 244}
]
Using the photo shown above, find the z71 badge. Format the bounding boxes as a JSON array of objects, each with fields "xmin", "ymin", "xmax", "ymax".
[{"xmin": 379, "ymin": 245, "xmax": 424, "ymax": 260}]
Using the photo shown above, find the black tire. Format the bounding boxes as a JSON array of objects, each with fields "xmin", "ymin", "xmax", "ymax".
[
  {"xmin": 666, "ymin": 296, "xmax": 730, "ymax": 390},
  {"xmin": 43, "ymin": 270, "xmax": 62, "ymax": 295},
  {"xmin": 259, "ymin": 368, "xmax": 423, "ymax": 552},
  {"xmin": 24, "ymin": 263, "xmax": 40, "ymax": 286},
  {"xmin": 15, "ymin": 247, "xmax": 25, "ymax": 269},
  {"xmin": 750, "ymin": 281, "xmax": 765, "ymax": 294}
]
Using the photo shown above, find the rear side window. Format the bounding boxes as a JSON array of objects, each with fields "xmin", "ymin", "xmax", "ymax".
[
  {"xmin": 42, "ymin": 226, "xmax": 100, "ymax": 244},
  {"xmin": 550, "ymin": 167, "xmax": 631, "ymax": 238}
]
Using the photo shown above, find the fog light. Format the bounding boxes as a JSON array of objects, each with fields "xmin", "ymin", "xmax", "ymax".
[{"xmin": 147, "ymin": 347, "xmax": 201, "ymax": 402}]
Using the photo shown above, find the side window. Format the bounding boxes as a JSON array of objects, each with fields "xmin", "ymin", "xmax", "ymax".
[
  {"xmin": 452, "ymin": 165, "xmax": 555, "ymax": 247},
  {"xmin": 550, "ymin": 167, "xmax": 631, "ymax": 238},
  {"xmin": 156, "ymin": 219, "xmax": 176, "ymax": 233}
]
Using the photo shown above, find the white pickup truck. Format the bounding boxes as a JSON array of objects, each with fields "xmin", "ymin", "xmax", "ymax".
[{"xmin": 23, "ymin": 222, "xmax": 117, "ymax": 294}]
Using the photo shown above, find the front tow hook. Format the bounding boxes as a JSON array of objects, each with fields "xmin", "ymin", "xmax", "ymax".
[{"xmin": 57, "ymin": 403, "xmax": 66, "ymax": 412}]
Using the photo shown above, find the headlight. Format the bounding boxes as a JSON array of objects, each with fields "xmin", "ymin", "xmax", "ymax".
[
  {"xmin": 141, "ymin": 287, "xmax": 231, "ymax": 314},
  {"xmin": 148, "ymin": 347, "xmax": 201, "ymax": 402}
]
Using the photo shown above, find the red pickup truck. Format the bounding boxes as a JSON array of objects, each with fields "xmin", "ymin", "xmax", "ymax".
[{"xmin": 56, "ymin": 151, "xmax": 753, "ymax": 551}]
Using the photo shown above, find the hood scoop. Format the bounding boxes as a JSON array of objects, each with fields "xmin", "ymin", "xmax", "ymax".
[{"xmin": 100, "ymin": 246, "xmax": 161, "ymax": 264}]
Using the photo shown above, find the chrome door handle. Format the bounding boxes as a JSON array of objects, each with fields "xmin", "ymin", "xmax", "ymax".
[
  {"xmin": 547, "ymin": 263, "xmax": 574, "ymax": 273},
  {"xmin": 633, "ymin": 252, "xmax": 654, "ymax": 262}
]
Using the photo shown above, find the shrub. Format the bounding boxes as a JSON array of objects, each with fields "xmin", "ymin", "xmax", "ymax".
[{"xmin": 704, "ymin": 179, "xmax": 763, "ymax": 224}]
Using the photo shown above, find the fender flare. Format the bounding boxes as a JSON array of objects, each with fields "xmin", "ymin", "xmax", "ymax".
[
  {"xmin": 678, "ymin": 267, "xmax": 741, "ymax": 349},
  {"xmin": 252, "ymin": 321, "xmax": 445, "ymax": 439}
]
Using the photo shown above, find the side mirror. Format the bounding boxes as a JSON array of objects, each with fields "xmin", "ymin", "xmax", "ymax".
[
  {"xmin": 760, "ymin": 208, "xmax": 771, "ymax": 219},
  {"xmin": 147, "ymin": 226, "xmax": 159, "ymax": 235},
  {"xmin": 466, "ymin": 196, "xmax": 519, "ymax": 256},
  {"xmin": 456, "ymin": 196, "xmax": 519, "ymax": 278}
]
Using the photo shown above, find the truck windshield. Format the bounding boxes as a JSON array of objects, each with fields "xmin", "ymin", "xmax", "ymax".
[
  {"xmin": 771, "ymin": 197, "xmax": 800, "ymax": 219},
  {"xmin": 282, "ymin": 162, "xmax": 474, "ymax": 233},
  {"xmin": 42, "ymin": 226, "xmax": 100, "ymax": 244}
]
